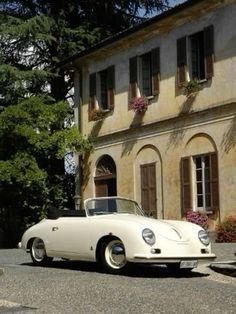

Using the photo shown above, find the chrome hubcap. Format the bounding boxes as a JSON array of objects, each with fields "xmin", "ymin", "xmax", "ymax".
[
  {"xmin": 32, "ymin": 238, "xmax": 45, "ymax": 261},
  {"xmin": 106, "ymin": 240, "xmax": 126, "ymax": 269}
]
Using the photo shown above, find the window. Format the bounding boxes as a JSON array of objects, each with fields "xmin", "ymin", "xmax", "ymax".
[
  {"xmin": 181, "ymin": 153, "xmax": 219, "ymax": 213},
  {"xmin": 89, "ymin": 65, "xmax": 115, "ymax": 120},
  {"xmin": 190, "ymin": 31, "xmax": 205, "ymax": 81},
  {"xmin": 129, "ymin": 47, "xmax": 160, "ymax": 101},
  {"xmin": 141, "ymin": 52, "xmax": 152, "ymax": 96},
  {"xmin": 177, "ymin": 25, "xmax": 214, "ymax": 85},
  {"xmin": 99, "ymin": 69, "xmax": 108, "ymax": 110},
  {"xmin": 194, "ymin": 155, "xmax": 211, "ymax": 209}
]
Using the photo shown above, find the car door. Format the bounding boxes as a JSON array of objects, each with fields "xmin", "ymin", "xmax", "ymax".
[{"xmin": 46, "ymin": 217, "xmax": 92, "ymax": 260}]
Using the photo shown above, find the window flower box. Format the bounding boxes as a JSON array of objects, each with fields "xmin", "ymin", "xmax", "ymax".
[
  {"xmin": 91, "ymin": 108, "xmax": 109, "ymax": 121},
  {"xmin": 129, "ymin": 97, "xmax": 148, "ymax": 113},
  {"xmin": 184, "ymin": 79, "xmax": 201, "ymax": 97}
]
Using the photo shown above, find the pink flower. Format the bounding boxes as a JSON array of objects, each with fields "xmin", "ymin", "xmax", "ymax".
[
  {"xmin": 130, "ymin": 97, "xmax": 148, "ymax": 113},
  {"xmin": 185, "ymin": 210, "xmax": 209, "ymax": 230}
]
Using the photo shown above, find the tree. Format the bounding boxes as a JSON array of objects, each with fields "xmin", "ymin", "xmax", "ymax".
[
  {"xmin": 0, "ymin": 1, "xmax": 97, "ymax": 246},
  {"xmin": 0, "ymin": 0, "xmax": 170, "ymax": 105},
  {"xmin": 0, "ymin": 0, "xmax": 170, "ymax": 246},
  {"xmin": 0, "ymin": 95, "xmax": 92, "ymax": 246}
]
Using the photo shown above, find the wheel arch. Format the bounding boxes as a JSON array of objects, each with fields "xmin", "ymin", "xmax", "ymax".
[
  {"xmin": 26, "ymin": 237, "xmax": 35, "ymax": 251},
  {"xmin": 26, "ymin": 237, "xmax": 49, "ymax": 254},
  {"xmin": 95, "ymin": 235, "xmax": 121, "ymax": 262}
]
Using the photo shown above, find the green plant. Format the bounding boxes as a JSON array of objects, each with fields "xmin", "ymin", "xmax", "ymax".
[
  {"xmin": 216, "ymin": 216, "xmax": 236, "ymax": 243},
  {"xmin": 91, "ymin": 108, "xmax": 107, "ymax": 120},
  {"xmin": 0, "ymin": 96, "xmax": 93, "ymax": 247},
  {"xmin": 184, "ymin": 79, "xmax": 200, "ymax": 96}
]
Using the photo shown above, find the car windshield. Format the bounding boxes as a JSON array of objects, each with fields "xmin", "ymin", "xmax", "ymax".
[{"xmin": 84, "ymin": 197, "xmax": 144, "ymax": 216}]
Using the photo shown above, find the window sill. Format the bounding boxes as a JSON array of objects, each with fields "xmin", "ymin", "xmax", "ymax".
[
  {"xmin": 100, "ymin": 109, "xmax": 110, "ymax": 113},
  {"xmin": 146, "ymin": 95, "xmax": 155, "ymax": 100},
  {"xmin": 197, "ymin": 210, "xmax": 214, "ymax": 215},
  {"xmin": 205, "ymin": 211, "xmax": 213, "ymax": 215},
  {"xmin": 196, "ymin": 79, "xmax": 207, "ymax": 84}
]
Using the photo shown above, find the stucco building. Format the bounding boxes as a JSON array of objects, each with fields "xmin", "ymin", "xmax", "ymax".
[{"xmin": 61, "ymin": 0, "xmax": 236, "ymax": 230}]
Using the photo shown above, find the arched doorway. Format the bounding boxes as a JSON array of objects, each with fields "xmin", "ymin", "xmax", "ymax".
[{"xmin": 95, "ymin": 155, "xmax": 117, "ymax": 197}]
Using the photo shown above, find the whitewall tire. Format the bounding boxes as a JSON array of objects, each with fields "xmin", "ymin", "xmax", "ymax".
[
  {"xmin": 100, "ymin": 238, "xmax": 127, "ymax": 274},
  {"xmin": 30, "ymin": 238, "xmax": 53, "ymax": 266}
]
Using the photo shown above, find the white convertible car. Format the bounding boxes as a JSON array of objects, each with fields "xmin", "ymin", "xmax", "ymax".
[{"xmin": 19, "ymin": 197, "xmax": 216, "ymax": 274}]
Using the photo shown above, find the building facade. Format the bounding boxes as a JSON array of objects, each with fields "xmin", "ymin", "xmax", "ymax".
[{"xmin": 62, "ymin": 0, "xmax": 236, "ymax": 230}]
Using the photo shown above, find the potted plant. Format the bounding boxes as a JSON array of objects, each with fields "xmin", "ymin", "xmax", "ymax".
[
  {"xmin": 184, "ymin": 79, "xmax": 200, "ymax": 97},
  {"xmin": 129, "ymin": 96, "xmax": 148, "ymax": 113},
  {"xmin": 91, "ymin": 108, "xmax": 107, "ymax": 120},
  {"xmin": 185, "ymin": 210, "xmax": 209, "ymax": 230},
  {"xmin": 216, "ymin": 216, "xmax": 236, "ymax": 243}
]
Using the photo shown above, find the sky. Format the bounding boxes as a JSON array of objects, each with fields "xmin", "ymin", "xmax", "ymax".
[
  {"xmin": 139, "ymin": 0, "xmax": 187, "ymax": 17},
  {"xmin": 169, "ymin": 0, "xmax": 187, "ymax": 7}
]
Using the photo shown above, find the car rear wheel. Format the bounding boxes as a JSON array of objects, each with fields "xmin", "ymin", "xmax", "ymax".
[
  {"xmin": 100, "ymin": 238, "xmax": 127, "ymax": 274},
  {"xmin": 30, "ymin": 238, "xmax": 53, "ymax": 266}
]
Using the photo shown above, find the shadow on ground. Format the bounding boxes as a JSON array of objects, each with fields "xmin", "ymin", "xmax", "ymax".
[
  {"xmin": 21, "ymin": 260, "xmax": 209, "ymax": 279},
  {"xmin": 210, "ymin": 268, "xmax": 236, "ymax": 277},
  {"xmin": 209, "ymin": 262, "xmax": 236, "ymax": 278}
]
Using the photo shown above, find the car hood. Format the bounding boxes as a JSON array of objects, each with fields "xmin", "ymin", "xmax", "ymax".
[{"xmin": 93, "ymin": 214, "xmax": 198, "ymax": 242}]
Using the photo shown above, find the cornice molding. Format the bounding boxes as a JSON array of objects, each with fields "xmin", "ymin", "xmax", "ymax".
[{"xmin": 90, "ymin": 102, "xmax": 236, "ymax": 148}]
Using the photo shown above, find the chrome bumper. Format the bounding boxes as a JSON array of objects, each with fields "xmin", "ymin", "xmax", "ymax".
[{"xmin": 132, "ymin": 253, "xmax": 216, "ymax": 264}]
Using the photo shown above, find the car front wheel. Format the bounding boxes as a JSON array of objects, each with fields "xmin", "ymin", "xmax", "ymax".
[
  {"xmin": 100, "ymin": 238, "xmax": 127, "ymax": 274},
  {"xmin": 30, "ymin": 238, "xmax": 53, "ymax": 266}
]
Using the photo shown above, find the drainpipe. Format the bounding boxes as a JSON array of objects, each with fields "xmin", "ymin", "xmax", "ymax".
[{"xmin": 73, "ymin": 67, "xmax": 83, "ymax": 210}]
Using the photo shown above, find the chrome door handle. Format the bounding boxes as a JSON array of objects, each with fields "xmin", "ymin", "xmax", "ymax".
[{"xmin": 52, "ymin": 226, "xmax": 58, "ymax": 231}]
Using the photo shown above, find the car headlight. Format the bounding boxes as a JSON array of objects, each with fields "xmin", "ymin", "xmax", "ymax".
[
  {"xmin": 142, "ymin": 228, "xmax": 155, "ymax": 246},
  {"xmin": 198, "ymin": 230, "xmax": 210, "ymax": 246}
]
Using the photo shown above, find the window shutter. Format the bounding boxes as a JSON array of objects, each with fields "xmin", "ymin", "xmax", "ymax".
[
  {"xmin": 107, "ymin": 65, "xmax": 115, "ymax": 109},
  {"xmin": 141, "ymin": 163, "xmax": 157, "ymax": 218},
  {"xmin": 89, "ymin": 73, "xmax": 96, "ymax": 120},
  {"xmin": 129, "ymin": 56, "xmax": 138, "ymax": 101},
  {"xmin": 181, "ymin": 157, "xmax": 192, "ymax": 215},
  {"xmin": 177, "ymin": 37, "xmax": 187, "ymax": 85},
  {"xmin": 79, "ymin": 70, "xmax": 83, "ymax": 102},
  {"xmin": 204, "ymin": 25, "xmax": 214, "ymax": 79},
  {"xmin": 210, "ymin": 153, "xmax": 219, "ymax": 210},
  {"xmin": 151, "ymin": 47, "xmax": 160, "ymax": 95}
]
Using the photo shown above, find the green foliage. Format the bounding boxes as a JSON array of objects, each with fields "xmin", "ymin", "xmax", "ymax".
[
  {"xmin": 184, "ymin": 79, "xmax": 200, "ymax": 97},
  {"xmin": 216, "ymin": 216, "xmax": 236, "ymax": 243},
  {"xmin": 73, "ymin": 0, "xmax": 170, "ymax": 37},
  {"xmin": 0, "ymin": 7, "xmax": 100, "ymax": 104},
  {"xmin": 0, "ymin": 152, "xmax": 47, "ymax": 186},
  {"xmin": 0, "ymin": 95, "xmax": 92, "ymax": 158},
  {"xmin": 0, "ymin": 96, "xmax": 92, "ymax": 246},
  {"xmin": 0, "ymin": 64, "xmax": 49, "ymax": 107}
]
